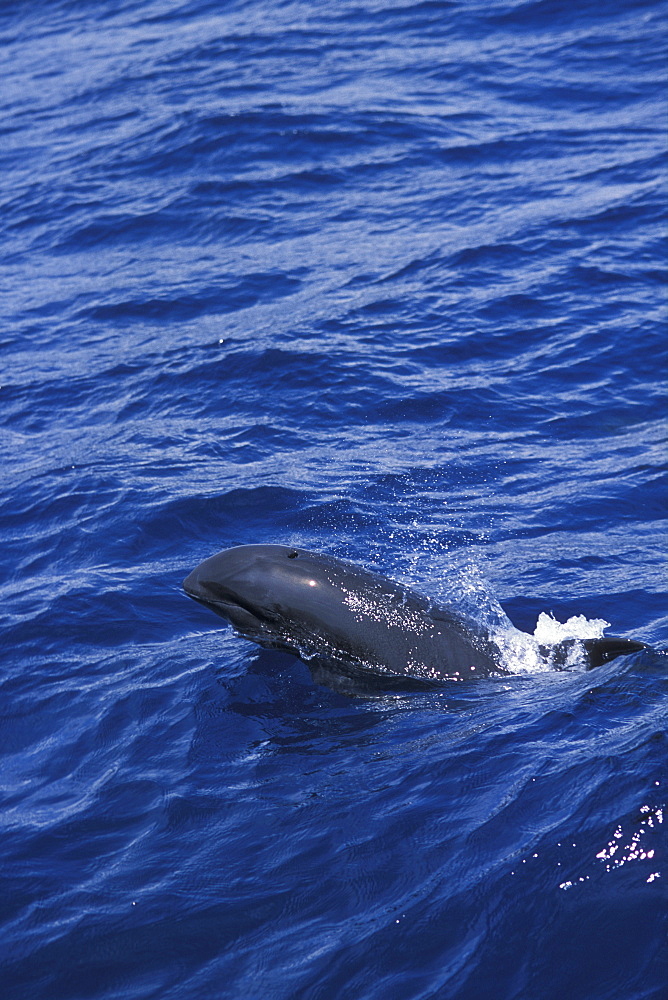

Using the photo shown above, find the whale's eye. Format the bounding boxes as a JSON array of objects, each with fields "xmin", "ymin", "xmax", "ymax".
[{"xmin": 287, "ymin": 550, "xmax": 299, "ymax": 559}]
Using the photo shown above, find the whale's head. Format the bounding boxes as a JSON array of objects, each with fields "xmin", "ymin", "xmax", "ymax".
[{"xmin": 183, "ymin": 544, "xmax": 370, "ymax": 655}]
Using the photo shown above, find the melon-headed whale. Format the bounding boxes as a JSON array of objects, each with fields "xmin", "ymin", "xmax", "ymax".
[{"xmin": 183, "ymin": 544, "xmax": 648, "ymax": 688}]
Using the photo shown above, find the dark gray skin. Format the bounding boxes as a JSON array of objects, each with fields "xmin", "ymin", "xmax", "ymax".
[{"xmin": 183, "ymin": 544, "xmax": 648, "ymax": 688}]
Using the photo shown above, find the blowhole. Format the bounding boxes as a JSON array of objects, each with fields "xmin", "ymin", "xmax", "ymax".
[{"xmin": 287, "ymin": 550, "xmax": 299, "ymax": 559}]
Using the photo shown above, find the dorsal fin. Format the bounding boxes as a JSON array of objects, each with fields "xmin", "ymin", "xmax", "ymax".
[{"xmin": 583, "ymin": 637, "xmax": 648, "ymax": 669}]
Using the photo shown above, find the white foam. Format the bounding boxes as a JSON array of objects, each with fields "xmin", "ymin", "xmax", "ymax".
[{"xmin": 533, "ymin": 611, "xmax": 610, "ymax": 644}]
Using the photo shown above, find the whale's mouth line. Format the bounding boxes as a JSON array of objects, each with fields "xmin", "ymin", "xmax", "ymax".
[
  {"xmin": 184, "ymin": 580, "xmax": 251, "ymax": 614},
  {"xmin": 183, "ymin": 583, "xmax": 284, "ymax": 645},
  {"xmin": 186, "ymin": 591, "xmax": 240, "ymax": 614}
]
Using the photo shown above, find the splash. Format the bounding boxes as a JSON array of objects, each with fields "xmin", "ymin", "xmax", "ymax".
[
  {"xmin": 495, "ymin": 612, "xmax": 612, "ymax": 675},
  {"xmin": 533, "ymin": 611, "xmax": 610, "ymax": 644},
  {"xmin": 387, "ymin": 539, "xmax": 618, "ymax": 676}
]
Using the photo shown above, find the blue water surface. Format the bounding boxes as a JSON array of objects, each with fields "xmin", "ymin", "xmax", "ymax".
[{"xmin": 1, "ymin": 1, "xmax": 666, "ymax": 998}]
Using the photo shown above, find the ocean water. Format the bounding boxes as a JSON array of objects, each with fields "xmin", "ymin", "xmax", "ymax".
[{"xmin": 1, "ymin": 1, "xmax": 666, "ymax": 997}]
